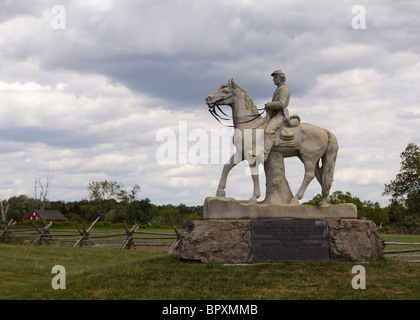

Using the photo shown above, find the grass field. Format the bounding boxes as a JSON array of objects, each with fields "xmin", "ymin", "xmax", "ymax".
[{"xmin": 0, "ymin": 233, "xmax": 419, "ymax": 300}]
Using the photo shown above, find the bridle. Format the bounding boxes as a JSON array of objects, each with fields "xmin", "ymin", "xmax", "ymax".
[
  {"xmin": 208, "ymin": 106, "xmax": 265, "ymax": 128},
  {"xmin": 207, "ymin": 85, "xmax": 266, "ymax": 128}
]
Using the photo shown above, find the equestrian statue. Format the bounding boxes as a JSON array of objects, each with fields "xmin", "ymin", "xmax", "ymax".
[{"xmin": 205, "ymin": 70, "xmax": 338, "ymax": 206}]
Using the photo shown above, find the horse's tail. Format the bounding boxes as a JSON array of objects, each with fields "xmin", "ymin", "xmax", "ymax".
[{"xmin": 315, "ymin": 130, "xmax": 338, "ymax": 200}]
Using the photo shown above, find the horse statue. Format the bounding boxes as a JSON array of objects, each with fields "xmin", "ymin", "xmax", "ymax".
[{"xmin": 205, "ymin": 79, "xmax": 338, "ymax": 206}]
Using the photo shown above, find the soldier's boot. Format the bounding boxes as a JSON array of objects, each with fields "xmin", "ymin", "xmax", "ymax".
[{"xmin": 263, "ymin": 132, "xmax": 274, "ymax": 162}]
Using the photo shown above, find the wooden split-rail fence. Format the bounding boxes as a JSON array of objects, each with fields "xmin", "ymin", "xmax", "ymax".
[
  {"xmin": 382, "ymin": 240, "xmax": 420, "ymax": 263},
  {"xmin": 0, "ymin": 218, "xmax": 180, "ymax": 253}
]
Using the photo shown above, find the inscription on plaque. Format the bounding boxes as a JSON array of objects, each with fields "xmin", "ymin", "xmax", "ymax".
[{"xmin": 251, "ymin": 220, "xmax": 330, "ymax": 262}]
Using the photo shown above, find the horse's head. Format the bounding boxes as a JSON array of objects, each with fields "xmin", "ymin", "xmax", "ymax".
[{"xmin": 205, "ymin": 79, "xmax": 238, "ymax": 109}]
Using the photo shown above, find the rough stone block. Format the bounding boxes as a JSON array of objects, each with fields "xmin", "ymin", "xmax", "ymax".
[
  {"xmin": 179, "ymin": 218, "xmax": 384, "ymax": 264},
  {"xmin": 179, "ymin": 220, "xmax": 252, "ymax": 264},
  {"xmin": 327, "ymin": 219, "xmax": 384, "ymax": 262}
]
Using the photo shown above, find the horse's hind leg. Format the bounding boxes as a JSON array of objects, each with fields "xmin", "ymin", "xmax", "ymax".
[
  {"xmin": 291, "ymin": 159, "xmax": 316, "ymax": 205},
  {"xmin": 216, "ymin": 153, "xmax": 239, "ymax": 197}
]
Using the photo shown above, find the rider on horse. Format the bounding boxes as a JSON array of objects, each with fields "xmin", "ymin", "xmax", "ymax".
[{"xmin": 251, "ymin": 69, "xmax": 292, "ymax": 162}]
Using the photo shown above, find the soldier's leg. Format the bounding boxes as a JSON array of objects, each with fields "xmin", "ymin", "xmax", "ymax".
[
  {"xmin": 249, "ymin": 128, "xmax": 274, "ymax": 159},
  {"xmin": 263, "ymin": 114, "xmax": 285, "ymax": 161},
  {"xmin": 263, "ymin": 132, "xmax": 274, "ymax": 162}
]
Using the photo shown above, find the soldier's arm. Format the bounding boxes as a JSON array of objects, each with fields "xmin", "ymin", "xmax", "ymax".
[
  {"xmin": 265, "ymin": 87, "xmax": 290, "ymax": 111},
  {"xmin": 265, "ymin": 101, "xmax": 282, "ymax": 110}
]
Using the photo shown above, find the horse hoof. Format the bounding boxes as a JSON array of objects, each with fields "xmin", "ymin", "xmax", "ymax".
[
  {"xmin": 216, "ymin": 190, "xmax": 226, "ymax": 197},
  {"xmin": 289, "ymin": 197, "xmax": 300, "ymax": 206},
  {"xmin": 319, "ymin": 197, "xmax": 330, "ymax": 206},
  {"xmin": 248, "ymin": 197, "xmax": 258, "ymax": 204},
  {"xmin": 318, "ymin": 200, "xmax": 330, "ymax": 206}
]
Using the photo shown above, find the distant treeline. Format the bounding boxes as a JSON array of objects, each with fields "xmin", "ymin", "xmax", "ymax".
[
  {"xmin": 2, "ymin": 194, "xmax": 203, "ymax": 227},
  {"xmin": 304, "ymin": 190, "xmax": 419, "ymax": 228},
  {"xmin": 2, "ymin": 190, "xmax": 419, "ymax": 229}
]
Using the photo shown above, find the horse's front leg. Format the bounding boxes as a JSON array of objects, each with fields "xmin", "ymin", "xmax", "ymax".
[
  {"xmin": 248, "ymin": 162, "xmax": 261, "ymax": 203},
  {"xmin": 216, "ymin": 153, "xmax": 240, "ymax": 197}
]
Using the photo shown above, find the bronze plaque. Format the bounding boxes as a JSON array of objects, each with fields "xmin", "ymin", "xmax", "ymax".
[{"xmin": 251, "ymin": 220, "xmax": 330, "ymax": 262}]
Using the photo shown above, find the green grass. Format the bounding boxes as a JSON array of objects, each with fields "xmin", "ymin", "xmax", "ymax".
[{"xmin": 1, "ymin": 240, "xmax": 419, "ymax": 300}]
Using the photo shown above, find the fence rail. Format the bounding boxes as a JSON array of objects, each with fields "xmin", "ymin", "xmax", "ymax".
[
  {"xmin": 383, "ymin": 241, "xmax": 420, "ymax": 263},
  {"xmin": 0, "ymin": 218, "xmax": 180, "ymax": 253},
  {"xmin": 382, "ymin": 228, "xmax": 420, "ymax": 235}
]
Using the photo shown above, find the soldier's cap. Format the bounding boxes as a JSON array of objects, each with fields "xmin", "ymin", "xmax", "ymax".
[{"xmin": 271, "ymin": 70, "xmax": 285, "ymax": 77}]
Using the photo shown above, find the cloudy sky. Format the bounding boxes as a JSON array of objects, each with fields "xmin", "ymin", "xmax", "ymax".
[{"xmin": 1, "ymin": 0, "xmax": 419, "ymax": 207}]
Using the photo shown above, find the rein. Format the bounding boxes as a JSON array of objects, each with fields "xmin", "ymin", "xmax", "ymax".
[{"xmin": 208, "ymin": 105, "xmax": 266, "ymax": 128}]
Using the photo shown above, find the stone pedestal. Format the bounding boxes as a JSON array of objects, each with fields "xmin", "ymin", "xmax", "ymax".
[
  {"xmin": 179, "ymin": 218, "xmax": 384, "ymax": 264},
  {"xmin": 203, "ymin": 197, "xmax": 358, "ymax": 220}
]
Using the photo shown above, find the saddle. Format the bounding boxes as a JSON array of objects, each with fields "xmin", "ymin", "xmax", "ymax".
[{"xmin": 275, "ymin": 114, "xmax": 301, "ymax": 146}]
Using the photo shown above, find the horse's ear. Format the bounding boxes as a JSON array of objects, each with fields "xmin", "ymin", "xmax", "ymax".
[{"xmin": 230, "ymin": 78, "xmax": 237, "ymax": 89}]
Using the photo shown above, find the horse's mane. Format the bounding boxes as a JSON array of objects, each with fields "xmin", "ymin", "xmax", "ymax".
[{"xmin": 235, "ymin": 85, "xmax": 259, "ymax": 115}]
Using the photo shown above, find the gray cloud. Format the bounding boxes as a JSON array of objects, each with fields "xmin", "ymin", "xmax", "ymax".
[
  {"xmin": 0, "ymin": 128, "xmax": 100, "ymax": 149},
  {"xmin": 4, "ymin": 1, "xmax": 417, "ymax": 104},
  {"xmin": 396, "ymin": 110, "xmax": 420, "ymax": 120},
  {"xmin": 1, "ymin": 0, "xmax": 420, "ymax": 206}
]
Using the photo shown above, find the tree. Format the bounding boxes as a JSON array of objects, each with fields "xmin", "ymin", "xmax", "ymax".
[
  {"xmin": 360, "ymin": 200, "xmax": 389, "ymax": 225},
  {"xmin": 126, "ymin": 198, "xmax": 156, "ymax": 224},
  {"xmin": 303, "ymin": 190, "xmax": 390, "ymax": 224},
  {"xmin": 6, "ymin": 195, "xmax": 38, "ymax": 221},
  {"xmin": 87, "ymin": 180, "xmax": 141, "ymax": 219},
  {"xmin": 128, "ymin": 184, "xmax": 141, "ymax": 202},
  {"xmin": 330, "ymin": 191, "xmax": 364, "ymax": 210},
  {"xmin": 87, "ymin": 180, "xmax": 123, "ymax": 218},
  {"xmin": 384, "ymin": 143, "xmax": 420, "ymax": 223},
  {"xmin": 303, "ymin": 191, "xmax": 363, "ymax": 209},
  {"xmin": 387, "ymin": 200, "xmax": 406, "ymax": 225},
  {"xmin": 153, "ymin": 205, "xmax": 180, "ymax": 226},
  {"xmin": 35, "ymin": 174, "xmax": 54, "ymax": 220},
  {"xmin": 0, "ymin": 199, "xmax": 10, "ymax": 221}
]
